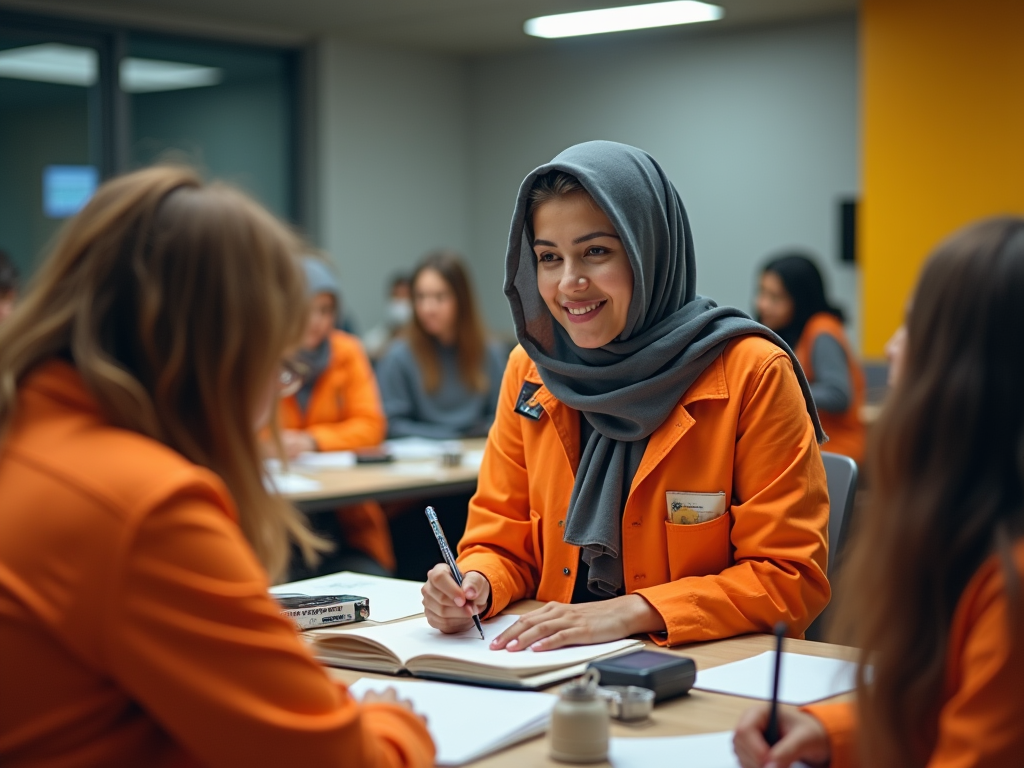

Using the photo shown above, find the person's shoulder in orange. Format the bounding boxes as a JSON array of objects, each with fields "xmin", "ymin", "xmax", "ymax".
[
  {"xmin": 796, "ymin": 312, "xmax": 866, "ymax": 463},
  {"xmin": 0, "ymin": 362, "xmax": 432, "ymax": 768},
  {"xmin": 280, "ymin": 329, "xmax": 386, "ymax": 451},
  {"xmin": 806, "ymin": 539, "xmax": 1024, "ymax": 768}
]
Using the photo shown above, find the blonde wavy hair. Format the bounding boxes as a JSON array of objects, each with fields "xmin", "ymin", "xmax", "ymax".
[{"xmin": 0, "ymin": 166, "xmax": 327, "ymax": 581}]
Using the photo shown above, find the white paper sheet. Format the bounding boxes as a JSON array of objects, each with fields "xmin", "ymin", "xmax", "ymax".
[
  {"xmin": 270, "ymin": 572, "xmax": 425, "ymax": 624},
  {"xmin": 263, "ymin": 471, "xmax": 322, "ymax": 494},
  {"xmin": 322, "ymin": 614, "xmax": 642, "ymax": 671},
  {"xmin": 348, "ymin": 678, "xmax": 554, "ymax": 766},
  {"xmin": 694, "ymin": 651, "xmax": 857, "ymax": 705},
  {"xmin": 610, "ymin": 732, "xmax": 740, "ymax": 768},
  {"xmin": 291, "ymin": 450, "xmax": 357, "ymax": 469},
  {"xmin": 609, "ymin": 731, "xmax": 812, "ymax": 768},
  {"xmin": 384, "ymin": 437, "xmax": 460, "ymax": 461}
]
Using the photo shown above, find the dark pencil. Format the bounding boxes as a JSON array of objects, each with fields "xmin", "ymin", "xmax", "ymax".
[
  {"xmin": 765, "ymin": 621, "xmax": 787, "ymax": 746},
  {"xmin": 425, "ymin": 506, "xmax": 485, "ymax": 640}
]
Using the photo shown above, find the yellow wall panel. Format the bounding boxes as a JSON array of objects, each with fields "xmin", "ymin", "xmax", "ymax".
[{"xmin": 861, "ymin": 0, "xmax": 1024, "ymax": 355}]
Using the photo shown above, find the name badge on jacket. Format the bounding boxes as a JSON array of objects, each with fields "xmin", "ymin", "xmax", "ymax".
[
  {"xmin": 514, "ymin": 381, "xmax": 545, "ymax": 420},
  {"xmin": 666, "ymin": 491, "xmax": 727, "ymax": 525}
]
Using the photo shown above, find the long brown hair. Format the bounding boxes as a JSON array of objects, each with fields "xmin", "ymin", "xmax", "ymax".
[
  {"xmin": 834, "ymin": 217, "xmax": 1024, "ymax": 766},
  {"xmin": 407, "ymin": 250, "xmax": 489, "ymax": 393},
  {"xmin": 0, "ymin": 166, "xmax": 327, "ymax": 581}
]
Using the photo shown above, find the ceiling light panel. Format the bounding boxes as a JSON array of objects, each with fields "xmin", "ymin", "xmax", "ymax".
[
  {"xmin": 525, "ymin": 1, "xmax": 724, "ymax": 39},
  {"xmin": 0, "ymin": 43, "xmax": 222, "ymax": 93}
]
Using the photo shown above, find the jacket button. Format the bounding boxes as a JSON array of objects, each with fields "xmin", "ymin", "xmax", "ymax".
[
  {"xmin": 558, "ymin": 520, "xmax": 564, "ymax": 527},
  {"xmin": 563, "ymin": 567, "xmax": 571, "ymax": 576}
]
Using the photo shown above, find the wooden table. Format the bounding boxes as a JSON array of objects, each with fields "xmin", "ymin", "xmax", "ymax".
[
  {"xmin": 325, "ymin": 601, "xmax": 857, "ymax": 767},
  {"xmin": 285, "ymin": 438, "xmax": 488, "ymax": 513}
]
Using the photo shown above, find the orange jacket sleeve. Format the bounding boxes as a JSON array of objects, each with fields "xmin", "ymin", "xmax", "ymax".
[
  {"xmin": 107, "ymin": 484, "xmax": 433, "ymax": 768},
  {"xmin": 457, "ymin": 355, "xmax": 538, "ymax": 615},
  {"xmin": 306, "ymin": 334, "xmax": 387, "ymax": 452},
  {"xmin": 634, "ymin": 353, "xmax": 830, "ymax": 643}
]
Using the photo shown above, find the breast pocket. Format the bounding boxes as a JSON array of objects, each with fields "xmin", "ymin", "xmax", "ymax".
[{"xmin": 664, "ymin": 512, "xmax": 732, "ymax": 581}]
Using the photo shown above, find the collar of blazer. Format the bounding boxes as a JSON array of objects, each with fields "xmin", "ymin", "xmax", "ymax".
[{"xmin": 519, "ymin": 351, "xmax": 730, "ymax": 485}]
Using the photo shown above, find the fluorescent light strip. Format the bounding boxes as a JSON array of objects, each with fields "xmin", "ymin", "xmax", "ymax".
[
  {"xmin": 525, "ymin": 1, "xmax": 724, "ymax": 39},
  {"xmin": 0, "ymin": 43, "xmax": 222, "ymax": 92}
]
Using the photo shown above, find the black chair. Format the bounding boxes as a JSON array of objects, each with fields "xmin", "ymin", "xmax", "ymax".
[{"xmin": 805, "ymin": 451, "xmax": 859, "ymax": 641}]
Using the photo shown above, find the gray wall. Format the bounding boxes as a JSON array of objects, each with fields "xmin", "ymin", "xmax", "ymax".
[
  {"xmin": 316, "ymin": 39, "xmax": 472, "ymax": 335},
  {"xmin": 466, "ymin": 15, "xmax": 860, "ymax": 343},
  {"xmin": 317, "ymin": 15, "xmax": 860, "ymax": 347}
]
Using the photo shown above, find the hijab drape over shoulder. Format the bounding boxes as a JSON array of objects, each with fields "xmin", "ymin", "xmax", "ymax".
[{"xmin": 504, "ymin": 141, "xmax": 824, "ymax": 598}]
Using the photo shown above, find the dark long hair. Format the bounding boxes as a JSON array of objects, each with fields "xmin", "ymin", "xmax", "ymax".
[
  {"xmin": 406, "ymin": 251, "xmax": 489, "ymax": 394},
  {"xmin": 833, "ymin": 217, "xmax": 1024, "ymax": 767},
  {"xmin": 760, "ymin": 253, "xmax": 843, "ymax": 347}
]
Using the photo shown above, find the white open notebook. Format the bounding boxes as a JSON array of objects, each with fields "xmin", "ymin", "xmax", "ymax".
[
  {"xmin": 348, "ymin": 678, "xmax": 554, "ymax": 765},
  {"xmin": 270, "ymin": 571, "xmax": 426, "ymax": 624},
  {"xmin": 310, "ymin": 614, "xmax": 643, "ymax": 689}
]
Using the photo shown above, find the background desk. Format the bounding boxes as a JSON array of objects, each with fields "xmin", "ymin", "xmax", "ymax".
[
  {"xmin": 285, "ymin": 438, "xmax": 487, "ymax": 513},
  {"xmin": 325, "ymin": 601, "xmax": 857, "ymax": 767}
]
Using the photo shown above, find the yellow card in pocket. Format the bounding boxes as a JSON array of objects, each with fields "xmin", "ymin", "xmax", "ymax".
[{"xmin": 666, "ymin": 491, "xmax": 727, "ymax": 525}]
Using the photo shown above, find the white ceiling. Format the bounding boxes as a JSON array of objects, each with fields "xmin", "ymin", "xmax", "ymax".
[{"xmin": 0, "ymin": 0, "xmax": 857, "ymax": 54}]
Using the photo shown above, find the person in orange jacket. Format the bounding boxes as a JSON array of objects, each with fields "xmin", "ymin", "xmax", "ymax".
[
  {"xmin": 756, "ymin": 253, "xmax": 866, "ymax": 464},
  {"xmin": 0, "ymin": 167, "xmax": 433, "ymax": 768},
  {"xmin": 273, "ymin": 256, "xmax": 395, "ymax": 574},
  {"xmin": 421, "ymin": 141, "xmax": 830, "ymax": 651},
  {"xmin": 733, "ymin": 216, "xmax": 1024, "ymax": 768}
]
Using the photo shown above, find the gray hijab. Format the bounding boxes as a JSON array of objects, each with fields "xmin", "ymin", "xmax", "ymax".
[{"xmin": 504, "ymin": 141, "xmax": 824, "ymax": 598}]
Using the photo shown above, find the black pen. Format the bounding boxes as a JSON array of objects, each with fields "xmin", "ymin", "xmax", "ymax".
[
  {"xmin": 764, "ymin": 621, "xmax": 787, "ymax": 746},
  {"xmin": 425, "ymin": 505, "xmax": 485, "ymax": 640}
]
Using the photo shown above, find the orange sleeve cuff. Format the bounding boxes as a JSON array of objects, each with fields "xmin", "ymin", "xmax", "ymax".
[
  {"xmin": 457, "ymin": 553, "xmax": 521, "ymax": 619},
  {"xmin": 802, "ymin": 702, "xmax": 858, "ymax": 768}
]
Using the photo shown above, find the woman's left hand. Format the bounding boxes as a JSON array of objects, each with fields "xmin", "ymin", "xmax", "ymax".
[
  {"xmin": 281, "ymin": 430, "xmax": 316, "ymax": 459},
  {"xmin": 490, "ymin": 595, "xmax": 664, "ymax": 652}
]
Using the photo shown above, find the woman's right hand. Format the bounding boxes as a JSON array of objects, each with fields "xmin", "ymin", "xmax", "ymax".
[
  {"xmin": 422, "ymin": 564, "xmax": 491, "ymax": 633},
  {"xmin": 732, "ymin": 703, "xmax": 831, "ymax": 768}
]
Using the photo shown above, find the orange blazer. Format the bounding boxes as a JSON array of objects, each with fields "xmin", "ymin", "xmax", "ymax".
[
  {"xmin": 0, "ymin": 361, "xmax": 433, "ymax": 768},
  {"xmin": 806, "ymin": 541, "xmax": 1024, "ymax": 768},
  {"xmin": 794, "ymin": 313, "xmax": 866, "ymax": 464},
  {"xmin": 457, "ymin": 339, "xmax": 830, "ymax": 645},
  {"xmin": 279, "ymin": 330, "xmax": 394, "ymax": 570},
  {"xmin": 280, "ymin": 330, "xmax": 387, "ymax": 451}
]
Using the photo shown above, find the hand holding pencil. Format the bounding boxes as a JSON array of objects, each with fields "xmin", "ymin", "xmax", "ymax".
[{"xmin": 421, "ymin": 506, "xmax": 491, "ymax": 638}]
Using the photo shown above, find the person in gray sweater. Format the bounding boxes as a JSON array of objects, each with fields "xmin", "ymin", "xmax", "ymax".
[{"xmin": 377, "ymin": 251, "xmax": 509, "ymax": 439}]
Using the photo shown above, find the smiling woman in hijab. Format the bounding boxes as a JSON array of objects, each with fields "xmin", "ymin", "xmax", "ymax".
[{"xmin": 419, "ymin": 141, "xmax": 831, "ymax": 650}]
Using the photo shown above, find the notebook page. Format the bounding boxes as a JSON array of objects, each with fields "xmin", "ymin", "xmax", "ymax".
[
  {"xmin": 270, "ymin": 572, "xmax": 425, "ymax": 624},
  {"xmin": 349, "ymin": 678, "xmax": 554, "ymax": 766},
  {"xmin": 325, "ymin": 615, "xmax": 641, "ymax": 672},
  {"xmin": 693, "ymin": 651, "xmax": 857, "ymax": 705},
  {"xmin": 609, "ymin": 732, "xmax": 813, "ymax": 768}
]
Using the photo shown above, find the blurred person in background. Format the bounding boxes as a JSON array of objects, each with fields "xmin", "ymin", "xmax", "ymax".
[
  {"xmin": 377, "ymin": 251, "xmax": 507, "ymax": 440},
  {"xmin": 364, "ymin": 272, "xmax": 413, "ymax": 361},
  {"xmin": 269, "ymin": 256, "xmax": 395, "ymax": 577},
  {"xmin": 757, "ymin": 253, "xmax": 866, "ymax": 463},
  {"xmin": 0, "ymin": 249, "xmax": 18, "ymax": 323}
]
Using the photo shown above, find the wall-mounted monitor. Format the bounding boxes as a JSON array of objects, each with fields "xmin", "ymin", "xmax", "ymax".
[{"xmin": 43, "ymin": 165, "xmax": 98, "ymax": 219}]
